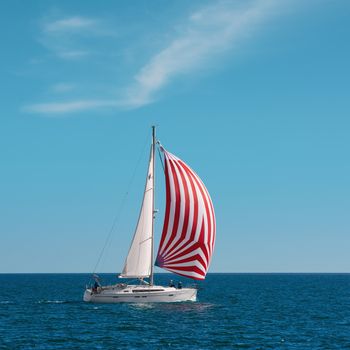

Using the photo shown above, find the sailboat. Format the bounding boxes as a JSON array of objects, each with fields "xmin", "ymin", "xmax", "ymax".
[{"xmin": 83, "ymin": 126, "xmax": 216, "ymax": 303}]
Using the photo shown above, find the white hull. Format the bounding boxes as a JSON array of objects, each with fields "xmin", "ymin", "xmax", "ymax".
[{"xmin": 83, "ymin": 284, "xmax": 197, "ymax": 303}]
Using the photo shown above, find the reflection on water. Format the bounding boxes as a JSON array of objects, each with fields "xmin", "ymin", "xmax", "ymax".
[
  {"xmin": 127, "ymin": 301, "xmax": 216, "ymax": 315},
  {"xmin": 129, "ymin": 302, "xmax": 155, "ymax": 310},
  {"xmin": 37, "ymin": 300, "xmax": 67, "ymax": 304},
  {"xmin": 156, "ymin": 302, "xmax": 216, "ymax": 313}
]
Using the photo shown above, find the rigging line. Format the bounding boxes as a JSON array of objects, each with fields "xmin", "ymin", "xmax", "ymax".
[
  {"xmin": 92, "ymin": 135, "xmax": 150, "ymax": 275},
  {"xmin": 157, "ymin": 145, "xmax": 165, "ymax": 173}
]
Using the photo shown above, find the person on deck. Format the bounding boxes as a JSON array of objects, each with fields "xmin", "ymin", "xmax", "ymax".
[{"xmin": 92, "ymin": 279, "xmax": 101, "ymax": 293}]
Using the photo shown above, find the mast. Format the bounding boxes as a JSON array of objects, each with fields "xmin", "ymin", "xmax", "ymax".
[{"xmin": 150, "ymin": 126, "xmax": 156, "ymax": 285}]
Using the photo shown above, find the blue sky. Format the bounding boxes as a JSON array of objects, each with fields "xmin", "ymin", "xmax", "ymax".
[{"xmin": 1, "ymin": 0, "xmax": 349, "ymax": 273}]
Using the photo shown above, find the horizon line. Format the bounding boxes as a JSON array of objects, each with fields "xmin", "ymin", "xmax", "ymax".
[{"xmin": 1, "ymin": 272, "xmax": 349, "ymax": 275}]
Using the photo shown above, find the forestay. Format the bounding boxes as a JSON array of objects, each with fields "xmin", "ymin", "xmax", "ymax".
[{"xmin": 155, "ymin": 150, "xmax": 216, "ymax": 280}]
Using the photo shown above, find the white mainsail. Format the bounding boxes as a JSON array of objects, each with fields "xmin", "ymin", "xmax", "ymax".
[{"xmin": 119, "ymin": 146, "xmax": 154, "ymax": 278}]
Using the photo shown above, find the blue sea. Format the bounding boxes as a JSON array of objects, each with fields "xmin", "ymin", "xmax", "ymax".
[{"xmin": 0, "ymin": 273, "xmax": 350, "ymax": 349}]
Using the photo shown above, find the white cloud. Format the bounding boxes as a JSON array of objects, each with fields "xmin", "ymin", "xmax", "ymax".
[
  {"xmin": 51, "ymin": 83, "xmax": 76, "ymax": 93},
  {"xmin": 57, "ymin": 50, "xmax": 90, "ymax": 60},
  {"xmin": 26, "ymin": 0, "xmax": 286, "ymax": 115},
  {"xmin": 22, "ymin": 100, "xmax": 118, "ymax": 114},
  {"xmin": 44, "ymin": 16, "xmax": 96, "ymax": 33},
  {"xmin": 39, "ymin": 16, "xmax": 101, "ymax": 60},
  {"xmin": 121, "ymin": 0, "xmax": 281, "ymax": 108}
]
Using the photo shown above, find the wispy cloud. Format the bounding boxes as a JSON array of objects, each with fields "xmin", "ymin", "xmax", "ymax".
[
  {"xmin": 44, "ymin": 16, "xmax": 97, "ymax": 33},
  {"xmin": 121, "ymin": 0, "xmax": 281, "ymax": 108},
  {"xmin": 51, "ymin": 82, "xmax": 76, "ymax": 93},
  {"xmin": 22, "ymin": 99, "xmax": 119, "ymax": 114},
  {"xmin": 38, "ymin": 15, "xmax": 102, "ymax": 60},
  {"xmin": 57, "ymin": 50, "xmax": 90, "ymax": 60},
  {"xmin": 25, "ymin": 0, "xmax": 287, "ymax": 115}
]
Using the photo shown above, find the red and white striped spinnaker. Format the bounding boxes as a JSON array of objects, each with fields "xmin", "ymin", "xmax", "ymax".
[{"xmin": 155, "ymin": 149, "xmax": 216, "ymax": 280}]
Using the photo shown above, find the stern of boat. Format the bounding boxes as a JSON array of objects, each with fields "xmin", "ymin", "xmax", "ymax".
[{"xmin": 83, "ymin": 288, "xmax": 92, "ymax": 302}]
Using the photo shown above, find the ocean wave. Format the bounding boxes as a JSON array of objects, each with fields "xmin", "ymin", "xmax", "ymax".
[
  {"xmin": 37, "ymin": 300, "xmax": 67, "ymax": 304},
  {"xmin": 130, "ymin": 303, "xmax": 155, "ymax": 310}
]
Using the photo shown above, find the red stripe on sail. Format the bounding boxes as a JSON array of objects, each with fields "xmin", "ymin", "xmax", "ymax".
[
  {"xmin": 168, "ymin": 217, "xmax": 208, "ymax": 268},
  {"xmin": 164, "ymin": 251, "xmax": 207, "ymax": 272},
  {"xmin": 164, "ymin": 270, "xmax": 205, "ymax": 280},
  {"xmin": 163, "ymin": 269, "xmax": 205, "ymax": 280},
  {"xmin": 207, "ymin": 187, "xmax": 216, "ymax": 254},
  {"xmin": 165, "ymin": 242, "xmax": 197, "ymax": 263},
  {"xmin": 163, "ymin": 265, "xmax": 206, "ymax": 279},
  {"xmin": 162, "ymin": 158, "xmax": 192, "ymax": 260},
  {"xmin": 180, "ymin": 160, "xmax": 214, "ymax": 258},
  {"xmin": 173, "ymin": 159, "xmax": 191, "ymax": 250},
  {"xmin": 160, "ymin": 159, "xmax": 181, "ymax": 255},
  {"xmin": 158, "ymin": 159, "xmax": 171, "ymax": 252}
]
